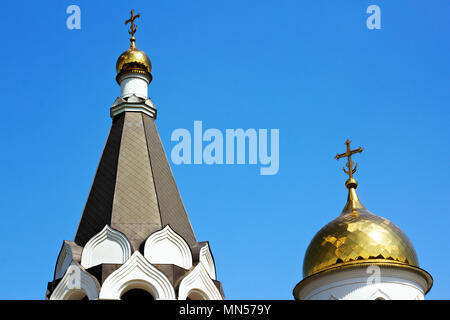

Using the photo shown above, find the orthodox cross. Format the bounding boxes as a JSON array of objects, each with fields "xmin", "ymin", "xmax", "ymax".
[
  {"xmin": 125, "ymin": 9, "xmax": 140, "ymax": 47},
  {"xmin": 335, "ymin": 139, "xmax": 364, "ymax": 179}
]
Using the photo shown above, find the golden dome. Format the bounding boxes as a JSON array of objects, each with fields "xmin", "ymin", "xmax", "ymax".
[
  {"xmin": 303, "ymin": 179, "xmax": 419, "ymax": 278},
  {"xmin": 116, "ymin": 10, "xmax": 152, "ymax": 80},
  {"xmin": 116, "ymin": 45, "xmax": 152, "ymax": 76}
]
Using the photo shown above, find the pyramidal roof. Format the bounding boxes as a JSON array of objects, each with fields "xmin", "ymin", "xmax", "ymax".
[{"xmin": 74, "ymin": 96, "xmax": 196, "ymax": 251}]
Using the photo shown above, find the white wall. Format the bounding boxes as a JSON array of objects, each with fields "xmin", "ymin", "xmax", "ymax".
[
  {"xmin": 119, "ymin": 73, "xmax": 149, "ymax": 99},
  {"xmin": 295, "ymin": 265, "xmax": 429, "ymax": 300}
]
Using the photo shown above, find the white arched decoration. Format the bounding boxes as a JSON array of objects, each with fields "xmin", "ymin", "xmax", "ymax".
[
  {"xmin": 370, "ymin": 289, "xmax": 391, "ymax": 300},
  {"xmin": 178, "ymin": 263, "xmax": 223, "ymax": 300},
  {"xmin": 81, "ymin": 225, "xmax": 132, "ymax": 269},
  {"xmin": 187, "ymin": 289, "xmax": 209, "ymax": 300},
  {"xmin": 144, "ymin": 225, "xmax": 193, "ymax": 270},
  {"xmin": 99, "ymin": 251, "xmax": 176, "ymax": 300},
  {"xmin": 50, "ymin": 262, "xmax": 100, "ymax": 300},
  {"xmin": 54, "ymin": 241, "xmax": 82, "ymax": 280},
  {"xmin": 199, "ymin": 243, "xmax": 216, "ymax": 280}
]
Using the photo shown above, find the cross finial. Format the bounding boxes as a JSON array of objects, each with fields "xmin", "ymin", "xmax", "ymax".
[
  {"xmin": 335, "ymin": 139, "xmax": 364, "ymax": 187},
  {"xmin": 125, "ymin": 9, "xmax": 141, "ymax": 48}
]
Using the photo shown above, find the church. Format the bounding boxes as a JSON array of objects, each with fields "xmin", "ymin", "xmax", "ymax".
[{"xmin": 45, "ymin": 11, "xmax": 432, "ymax": 300}]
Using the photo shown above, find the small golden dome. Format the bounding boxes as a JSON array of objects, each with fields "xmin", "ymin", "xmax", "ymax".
[
  {"xmin": 303, "ymin": 183, "xmax": 419, "ymax": 278},
  {"xmin": 116, "ymin": 46, "xmax": 152, "ymax": 76},
  {"xmin": 116, "ymin": 10, "xmax": 151, "ymax": 79}
]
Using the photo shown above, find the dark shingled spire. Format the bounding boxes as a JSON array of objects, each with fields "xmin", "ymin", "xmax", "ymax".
[{"xmin": 74, "ymin": 111, "xmax": 196, "ymax": 250}]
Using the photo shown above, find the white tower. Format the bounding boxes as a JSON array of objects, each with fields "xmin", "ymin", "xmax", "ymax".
[
  {"xmin": 293, "ymin": 140, "xmax": 432, "ymax": 300},
  {"xmin": 46, "ymin": 11, "xmax": 224, "ymax": 301}
]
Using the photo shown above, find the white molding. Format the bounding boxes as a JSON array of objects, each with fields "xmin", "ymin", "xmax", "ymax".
[
  {"xmin": 54, "ymin": 241, "xmax": 82, "ymax": 280},
  {"xmin": 110, "ymin": 103, "xmax": 156, "ymax": 119},
  {"xmin": 295, "ymin": 266, "xmax": 426, "ymax": 300},
  {"xmin": 50, "ymin": 262, "xmax": 100, "ymax": 300},
  {"xmin": 178, "ymin": 263, "xmax": 223, "ymax": 300},
  {"xmin": 81, "ymin": 225, "xmax": 132, "ymax": 269},
  {"xmin": 144, "ymin": 225, "xmax": 193, "ymax": 270},
  {"xmin": 99, "ymin": 251, "xmax": 176, "ymax": 300},
  {"xmin": 110, "ymin": 95, "xmax": 156, "ymax": 118},
  {"xmin": 199, "ymin": 243, "xmax": 216, "ymax": 280},
  {"xmin": 369, "ymin": 289, "xmax": 391, "ymax": 300}
]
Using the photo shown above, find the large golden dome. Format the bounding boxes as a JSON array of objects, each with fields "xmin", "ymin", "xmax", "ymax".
[
  {"xmin": 295, "ymin": 140, "xmax": 433, "ymax": 298},
  {"xmin": 303, "ymin": 180, "xmax": 419, "ymax": 278}
]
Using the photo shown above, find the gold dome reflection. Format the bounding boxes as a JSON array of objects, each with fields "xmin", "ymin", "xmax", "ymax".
[
  {"xmin": 116, "ymin": 9, "xmax": 152, "ymax": 77},
  {"xmin": 116, "ymin": 47, "xmax": 152, "ymax": 75},
  {"xmin": 296, "ymin": 140, "xmax": 432, "ymax": 297},
  {"xmin": 302, "ymin": 186, "xmax": 419, "ymax": 278}
]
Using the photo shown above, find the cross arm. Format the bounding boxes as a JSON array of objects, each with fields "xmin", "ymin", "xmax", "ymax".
[
  {"xmin": 335, "ymin": 152, "xmax": 348, "ymax": 160},
  {"xmin": 350, "ymin": 147, "xmax": 364, "ymax": 155}
]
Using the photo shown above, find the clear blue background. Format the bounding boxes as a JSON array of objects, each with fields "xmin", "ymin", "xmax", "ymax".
[{"xmin": 0, "ymin": 0, "xmax": 448, "ymax": 299}]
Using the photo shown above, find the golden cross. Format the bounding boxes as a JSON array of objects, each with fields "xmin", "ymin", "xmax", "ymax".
[
  {"xmin": 335, "ymin": 139, "xmax": 364, "ymax": 180},
  {"xmin": 125, "ymin": 9, "xmax": 141, "ymax": 47}
]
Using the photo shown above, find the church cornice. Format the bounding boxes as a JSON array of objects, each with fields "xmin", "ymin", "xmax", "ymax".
[{"xmin": 110, "ymin": 94, "xmax": 157, "ymax": 119}]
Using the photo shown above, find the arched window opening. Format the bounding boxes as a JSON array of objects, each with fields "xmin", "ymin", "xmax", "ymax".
[
  {"xmin": 187, "ymin": 289, "xmax": 208, "ymax": 300},
  {"xmin": 65, "ymin": 289, "xmax": 88, "ymax": 300},
  {"xmin": 121, "ymin": 289, "xmax": 155, "ymax": 300}
]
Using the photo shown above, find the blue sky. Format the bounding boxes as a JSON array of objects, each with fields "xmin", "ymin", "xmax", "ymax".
[{"xmin": 0, "ymin": 1, "xmax": 448, "ymax": 299}]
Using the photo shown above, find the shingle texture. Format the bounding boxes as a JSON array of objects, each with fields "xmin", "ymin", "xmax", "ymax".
[{"xmin": 74, "ymin": 112, "xmax": 196, "ymax": 250}]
